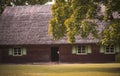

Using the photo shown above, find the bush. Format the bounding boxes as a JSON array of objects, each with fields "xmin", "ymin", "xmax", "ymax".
[{"xmin": 115, "ymin": 54, "xmax": 120, "ymax": 63}]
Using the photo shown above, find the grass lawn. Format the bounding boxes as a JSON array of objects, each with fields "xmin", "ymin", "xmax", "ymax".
[{"xmin": 0, "ymin": 63, "xmax": 120, "ymax": 76}]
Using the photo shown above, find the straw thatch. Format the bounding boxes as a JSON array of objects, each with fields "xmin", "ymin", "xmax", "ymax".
[{"xmin": 0, "ymin": 5, "xmax": 118, "ymax": 45}]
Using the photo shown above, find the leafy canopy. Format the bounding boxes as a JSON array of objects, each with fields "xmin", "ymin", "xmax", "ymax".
[{"xmin": 48, "ymin": 0, "xmax": 120, "ymax": 45}]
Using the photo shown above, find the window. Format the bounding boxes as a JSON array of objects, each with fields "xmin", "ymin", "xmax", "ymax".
[
  {"xmin": 9, "ymin": 47, "xmax": 27, "ymax": 56},
  {"xmin": 13, "ymin": 48, "xmax": 22, "ymax": 56},
  {"xmin": 77, "ymin": 45, "xmax": 87, "ymax": 54},
  {"xmin": 105, "ymin": 45, "xmax": 115, "ymax": 54},
  {"xmin": 72, "ymin": 45, "xmax": 92, "ymax": 55}
]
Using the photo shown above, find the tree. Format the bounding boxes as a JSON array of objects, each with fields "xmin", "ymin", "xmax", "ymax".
[
  {"xmin": 0, "ymin": 0, "xmax": 11, "ymax": 14},
  {"xmin": 49, "ymin": 0, "xmax": 120, "ymax": 45},
  {"xmin": 0, "ymin": 0, "xmax": 50, "ymax": 14},
  {"xmin": 48, "ymin": 0, "xmax": 72, "ymax": 40}
]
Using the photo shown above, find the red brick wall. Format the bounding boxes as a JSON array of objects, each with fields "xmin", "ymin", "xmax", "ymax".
[
  {"xmin": 26, "ymin": 45, "xmax": 51, "ymax": 62},
  {"xmin": 59, "ymin": 44, "xmax": 115, "ymax": 63},
  {"xmin": 0, "ymin": 45, "xmax": 51, "ymax": 63},
  {"xmin": 0, "ymin": 44, "xmax": 115, "ymax": 63}
]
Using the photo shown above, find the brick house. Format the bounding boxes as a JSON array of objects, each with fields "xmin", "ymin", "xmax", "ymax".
[{"xmin": 0, "ymin": 5, "xmax": 119, "ymax": 63}]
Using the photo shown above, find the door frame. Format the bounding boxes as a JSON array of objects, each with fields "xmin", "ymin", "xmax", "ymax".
[{"xmin": 51, "ymin": 47, "xmax": 59, "ymax": 62}]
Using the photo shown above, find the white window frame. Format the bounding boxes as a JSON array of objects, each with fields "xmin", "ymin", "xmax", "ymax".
[
  {"xmin": 13, "ymin": 48, "xmax": 23, "ymax": 56},
  {"xmin": 77, "ymin": 45, "xmax": 87, "ymax": 55},
  {"xmin": 104, "ymin": 45, "xmax": 115, "ymax": 54}
]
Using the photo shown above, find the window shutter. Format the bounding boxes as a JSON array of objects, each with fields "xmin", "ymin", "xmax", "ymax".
[
  {"xmin": 22, "ymin": 48, "xmax": 27, "ymax": 55},
  {"xmin": 115, "ymin": 44, "xmax": 120, "ymax": 53},
  {"xmin": 100, "ymin": 45, "xmax": 104, "ymax": 53},
  {"xmin": 9, "ymin": 48, "xmax": 13, "ymax": 55},
  {"xmin": 72, "ymin": 46, "xmax": 77, "ymax": 54},
  {"xmin": 87, "ymin": 45, "xmax": 92, "ymax": 53}
]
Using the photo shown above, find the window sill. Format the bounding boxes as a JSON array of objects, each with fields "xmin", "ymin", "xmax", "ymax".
[
  {"xmin": 13, "ymin": 55, "xmax": 23, "ymax": 56},
  {"xmin": 76, "ymin": 53, "xmax": 88, "ymax": 55},
  {"xmin": 104, "ymin": 52, "xmax": 115, "ymax": 54}
]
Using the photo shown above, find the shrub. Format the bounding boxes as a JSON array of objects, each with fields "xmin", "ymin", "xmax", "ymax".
[{"xmin": 115, "ymin": 54, "xmax": 120, "ymax": 63}]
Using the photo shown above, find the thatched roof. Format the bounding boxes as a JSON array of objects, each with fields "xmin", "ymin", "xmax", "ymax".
[{"xmin": 0, "ymin": 5, "xmax": 114, "ymax": 45}]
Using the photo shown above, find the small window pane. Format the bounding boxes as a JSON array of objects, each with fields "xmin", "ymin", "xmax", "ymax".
[
  {"xmin": 18, "ymin": 52, "xmax": 21, "ymax": 55},
  {"xmin": 13, "ymin": 48, "xmax": 22, "ymax": 56},
  {"xmin": 105, "ymin": 45, "xmax": 115, "ymax": 54},
  {"xmin": 14, "ymin": 52, "xmax": 17, "ymax": 55},
  {"xmin": 82, "ymin": 46, "xmax": 85, "ymax": 50},
  {"xmin": 14, "ymin": 48, "xmax": 17, "ymax": 50},
  {"xmin": 77, "ymin": 45, "xmax": 86, "ymax": 54},
  {"xmin": 82, "ymin": 50, "xmax": 86, "ymax": 53}
]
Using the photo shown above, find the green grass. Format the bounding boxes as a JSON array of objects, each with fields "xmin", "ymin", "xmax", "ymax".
[{"xmin": 0, "ymin": 63, "xmax": 120, "ymax": 76}]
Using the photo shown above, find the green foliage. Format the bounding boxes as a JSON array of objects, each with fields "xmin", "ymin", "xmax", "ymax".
[
  {"xmin": 115, "ymin": 54, "xmax": 120, "ymax": 63},
  {"xmin": 0, "ymin": 0, "xmax": 11, "ymax": 14},
  {"xmin": 101, "ymin": 19, "xmax": 120, "ymax": 45},
  {"xmin": 49, "ymin": 0, "xmax": 99, "ymax": 43},
  {"xmin": 49, "ymin": 0, "xmax": 120, "ymax": 44},
  {"xmin": 80, "ymin": 20, "xmax": 98, "ymax": 38},
  {"xmin": 48, "ymin": 0, "xmax": 72, "ymax": 40},
  {"xmin": 27, "ymin": 0, "xmax": 49, "ymax": 5}
]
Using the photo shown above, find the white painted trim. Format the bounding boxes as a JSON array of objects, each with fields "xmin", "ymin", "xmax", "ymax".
[
  {"xmin": 76, "ymin": 52, "xmax": 87, "ymax": 55},
  {"xmin": 13, "ymin": 48, "xmax": 23, "ymax": 56},
  {"xmin": 76, "ymin": 45, "xmax": 88, "ymax": 55},
  {"xmin": 104, "ymin": 52, "xmax": 115, "ymax": 54},
  {"xmin": 104, "ymin": 45, "xmax": 115, "ymax": 54}
]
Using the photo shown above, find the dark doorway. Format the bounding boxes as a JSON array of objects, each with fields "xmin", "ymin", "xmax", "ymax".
[{"xmin": 51, "ymin": 47, "xmax": 59, "ymax": 62}]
